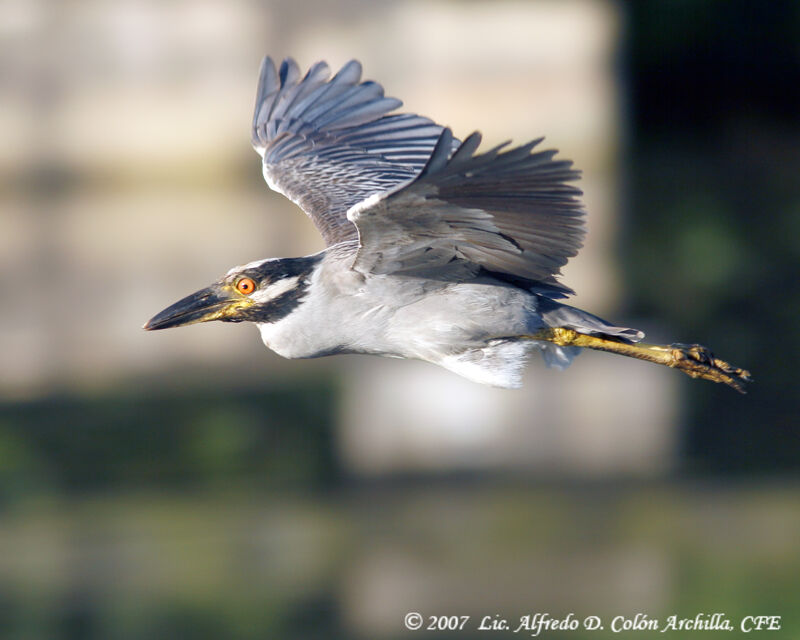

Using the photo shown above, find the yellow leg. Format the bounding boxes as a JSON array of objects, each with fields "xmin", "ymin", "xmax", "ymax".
[{"xmin": 527, "ymin": 328, "xmax": 752, "ymax": 393}]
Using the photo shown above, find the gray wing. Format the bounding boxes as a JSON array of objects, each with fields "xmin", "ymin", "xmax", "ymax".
[
  {"xmin": 252, "ymin": 57, "xmax": 453, "ymax": 246},
  {"xmin": 347, "ymin": 129, "xmax": 586, "ymax": 295}
]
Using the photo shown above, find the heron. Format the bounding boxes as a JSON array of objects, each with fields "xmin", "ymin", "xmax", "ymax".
[{"xmin": 144, "ymin": 57, "xmax": 751, "ymax": 392}]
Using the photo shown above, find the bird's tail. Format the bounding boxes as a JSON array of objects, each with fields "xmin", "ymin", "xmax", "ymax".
[
  {"xmin": 533, "ymin": 297, "xmax": 645, "ymax": 370},
  {"xmin": 538, "ymin": 297, "xmax": 645, "ymax": 342}
]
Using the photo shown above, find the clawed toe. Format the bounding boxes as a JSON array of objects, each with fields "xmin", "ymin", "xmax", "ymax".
[
  {"xmin": 671, "ymin": 343, "xmax": 715, "ymax": 366},
  {"xmin": 669, "ymin": 343, "xmax": 752, "ymax": 393}
]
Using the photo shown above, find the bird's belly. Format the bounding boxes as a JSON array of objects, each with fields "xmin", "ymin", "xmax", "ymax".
[
  {"xmin": 256, "ymin": 279, "xmax": 541, "ymax": 364},
  {"xmin": 387, "ymin": 285, "xmax": 535, "ymax": 352}
]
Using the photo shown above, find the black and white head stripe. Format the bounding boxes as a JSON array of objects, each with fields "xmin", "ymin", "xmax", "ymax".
[{"xmin": 223, "ymin": 254, "xmax": 321, "ymax": 324}]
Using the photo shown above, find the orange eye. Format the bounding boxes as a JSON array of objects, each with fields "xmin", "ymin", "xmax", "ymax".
[{"xmin": 236, "ymin": 277, "xmax": 256, "ymax": 295}]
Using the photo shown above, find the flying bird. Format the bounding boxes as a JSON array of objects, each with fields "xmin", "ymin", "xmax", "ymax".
[{"xmin": 145, "ymin": 57, "xmax": 751, "ymax": 392}]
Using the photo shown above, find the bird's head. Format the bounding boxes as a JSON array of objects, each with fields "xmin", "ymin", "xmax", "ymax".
[{"xmin": 143, "ymin": 255, "xmax": 320, "ymax": 331}]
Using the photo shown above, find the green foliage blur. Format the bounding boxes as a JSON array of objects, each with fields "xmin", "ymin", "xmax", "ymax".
[
  {"xmin": 625, "ymin": 0, "xmax": 800, "ymax": 473},
  {"xmin": 0, "ymin": 383, "xmax": 337, "ymax": 506}
]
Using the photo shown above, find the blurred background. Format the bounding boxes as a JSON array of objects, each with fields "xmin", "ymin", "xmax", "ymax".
[{"xmin": 1, "ymin": 0, "xmax": 798, "ymax": 638}]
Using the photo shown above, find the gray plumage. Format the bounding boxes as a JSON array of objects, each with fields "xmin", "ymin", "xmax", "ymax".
[{"xmin": 146, "ymin": 57, "xmax": 647, "ymax": 389}]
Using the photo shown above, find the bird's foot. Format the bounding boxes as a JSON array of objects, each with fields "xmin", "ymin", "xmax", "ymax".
[
  {"xmin": 524, "ymin": 328, "xmax": 752, "ymax": 393},
  {"xmin": 666, "ymin": 343, "xmax": 752, "ymax": 393}
]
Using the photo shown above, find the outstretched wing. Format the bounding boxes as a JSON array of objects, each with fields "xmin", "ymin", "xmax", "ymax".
[
  {"xmin": 347, "ymin": 129, "xmax": 586, "ymax": 294},
  {"xmin": 252, "ymin": 57, "xmax": 453, "ymax": 246}
]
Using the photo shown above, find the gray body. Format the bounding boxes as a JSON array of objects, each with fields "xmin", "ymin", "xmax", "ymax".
[
  {"xmin": 145, "ymin": 57, "xmax": 645, "ymax": 389},
  {"xmin": 253, "ymin": 245, "xmax": 636, "ymax": 388},
  {"xmin": 259, "ymin": 248, "xmax": 539, "ymax": 382}
]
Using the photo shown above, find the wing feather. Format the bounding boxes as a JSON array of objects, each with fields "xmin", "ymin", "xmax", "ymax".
[
  {"xmin": 252, "ymin": 57, "xmax": 450, "ymax": 245},
  {"xmin": 252, "ymin": 57, "xmax": 587, "ymax": 296},
  {"xmin": 348, "ymin": 129, "xmax": 585, "ymax": 294}
]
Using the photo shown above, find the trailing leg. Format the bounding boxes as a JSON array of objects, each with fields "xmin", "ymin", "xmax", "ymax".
[{"xmin": 526, "ymin": 327, "xmax": 752, "ymax": 393}]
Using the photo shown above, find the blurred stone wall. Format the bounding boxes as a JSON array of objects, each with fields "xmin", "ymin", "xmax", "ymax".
[{"xmin": 1, "ymin": 0, "xmax": 677, "ymax": 475}]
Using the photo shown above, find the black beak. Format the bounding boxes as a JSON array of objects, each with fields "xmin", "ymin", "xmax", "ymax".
[{"xmin": 143, "ymin": 285, "xmax": 242, "ymax": 331}]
